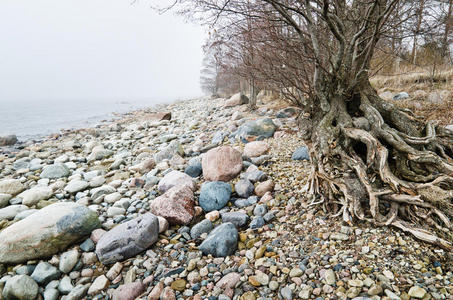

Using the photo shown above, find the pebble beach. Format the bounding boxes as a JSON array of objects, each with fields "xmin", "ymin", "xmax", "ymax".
[{"xmin": 0, "ymin": 96, "xmax": 451, "ymax": 300}]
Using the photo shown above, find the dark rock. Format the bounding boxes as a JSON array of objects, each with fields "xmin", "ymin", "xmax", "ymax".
[
  {"xmin": 393, "ymin": 92, "xmax": 409, "ymax": 100},
  {"xmin": 185, "ymin": 163, "xmax": 202, "ymax": 178},
  {"xmin": 276, "ymin": 107, "xmax": 298, "ymax": 118},
  {"xmin": 250, "ymin": 216, "xmax": 265, "ymax": 229},
  {"xmin": 96, "ymin": 213, "xmax": 159, "ymax": 265},
  {"xmin": 235, "ymin": 118, "xmax": 277, "ymax": 139},
  {"xmin": 199, "ymin": 223, "xmax": 238, "ymax": 257}
]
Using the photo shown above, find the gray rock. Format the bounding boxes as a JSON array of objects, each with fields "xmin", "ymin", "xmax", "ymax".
[
  {"xmin": 199, "ymin": 181, "xmax": 231, "ymax": 212},
  {"xmin": 59, "ymin": 250, "xmax": 79, "ymax": 273},
  {"xmin": 40, "ymin": 163, "xmax": 70, "ymax": 179},
  {"xmin": 80, "ymin": 239, "xmax": 95, "ymax": 252},
  {"xmin": 212, "ymin": 131, "xmax": 227, "ymax": 145},
  {"xmin": 393, "ymin": 92, "xmax": 409, "ymax": 100},
  {"xmin": 0, "ymin": 205, "xmax": 29, "ymax": 222},
  {"xmin": 291, "ymin": 146, "xmax": 309, "ymax": 161},
  {"xmin": 0, "ymin": 135, "xmax": 18, "ymax": 146},
  {"xmin": 154, "ymin": 140, "xmax": 184, "ymax": 163},
  {"xmin": 445, "ymin": 124, "xmax": 453, "ymax": 132},
  {"xmin": 96, "ymin": 213, "xmax": 159, "ymax": 265},
  {"xmin": 190, "ymin": 219, "xmax": 213, "ymax": 239},
  {"xmin": 43, "ymin": 288, "xmax": 59, "ymax": 300},
  {"xmin": 64, "ymin": 180, "xmax": 89, "ymax": 194},
  {"xmin": 0, "ymin": 202, "xmax": 100, "ymax": 264},
  {"xmin": 13, "ymin": 209, "xmax": 37, "ymax": 221},
  {"xmin": 235, "ymin": 180, "xmax": 254, "ymax": 198},
  {"xmin": 263, "ymin": 212, "xmax": 275, "ymax": 222},
  {"xmin": 2, "ymin": 275, "xmax": 38, "ymax": 300},
  {"xmin": 18, "ymin": 186, "xmax": 53, "ymax": 206},
  {"xmin": 221, "ymin": 212, "xmax": 249, "ymax": 227},
  {"xmin": 13, "ymin": 157, "xmax": 31, "ymax": 170},
  {"xmin": 241, "ymin": 170, "xmax": 267, "ymax": 183},
  {"xmin": 62, "ymin": 284, "xmax": 89, "ymax": 300},
  {"xmin": 0, "ymin": 193, "xmax": 11, "ymax": 208},
  {"xmin": 58, "ymin": 276, "xmax": 74, "ymax": 294},
  {"xmin": 31, "ymin": 262, "xmax": 61, "ymax": 285},
  {"xmin": 253, "ymin": 204, "xmax": 268, "ymax": 216},
  {"xmin": 235, "ymin": 118, "xmax": 277, "ymax": 139},
  {"xmin": 0, "ymin": 179, "xmax": 25, "ymax": 196},
  {"xmin": 199, "ymin": 223, "xmax": 238, "ymax": 257},
  {"xmin": 280, "ymin": 286, "xmax": 294, "ymax": 299},
  {"xmin": 250, "ymin": 216, "xmax": 265, "ymax": 229}
]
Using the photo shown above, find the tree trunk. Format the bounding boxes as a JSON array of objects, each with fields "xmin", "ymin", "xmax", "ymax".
[
  {"xmin": 412, "ymin": 0, "xmax": 425, "ymax": 65},
  {"xmin": 442, "ymin": 0, "xmax": 453, "ymax": 64},
  {"xmin": 299, "ymin": 78, "xmax": 453, "ymax": 249},
  {"xmin": 249, "ymin": 78, "xmax": 257, "ymax": 109}
]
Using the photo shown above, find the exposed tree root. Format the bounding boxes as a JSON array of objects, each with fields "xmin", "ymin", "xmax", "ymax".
[{"xmin": 303, "ymin": 89, "xmax": 453, "ymax": 250}]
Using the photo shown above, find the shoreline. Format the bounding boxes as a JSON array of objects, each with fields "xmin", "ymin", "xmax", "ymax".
[{"xmin": 0, "ymin": 96, "xmax": 451, "ymax": 299}]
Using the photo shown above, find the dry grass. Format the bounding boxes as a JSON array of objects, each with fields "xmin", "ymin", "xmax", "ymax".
[{"xmin": 371, "ymin": 69, "xmax": 453, "ymax": 92}]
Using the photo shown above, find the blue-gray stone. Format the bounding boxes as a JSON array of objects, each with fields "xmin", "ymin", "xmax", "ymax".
[
  {"xmin": 221, "ymin": 212, "xmax": 249, "ymax": 227},
  {"xmin": 253, "ymin": 204, "xmax": 268, "ymax": 217},
  {"xmin": 185, "ymin": 163, "xmax": 202, "ymax": 178},
  {"xmin": 190, "ymin": 219, "xmax": 213, "ymax": 239},
  {"xmin": 15, "ymin": 265, "xmax": 36, "ymax": 276},
  {"xmin": 44, "ymin": 288, "xmax": 59, "ymax": 300},
  {"xmin": 292, "ymin": 146, "xmax": 310, "ymax": 161},
  {"xmin": 276, "ymin": 107, "xmax": 298, "ymax": 118},
  {"xmin": 31, "ymin": 262, "xmax": 61, "ymax": 285},
  {"xmin": 199, "ymin": 182, "xmax": 231, "ymax": 212},
  {"xmin": 263, "ymin": 212, "xmax": 275, "ymax": 222},
  {"xmin": 235, "ymin": 180, "xmax": 255, "ymax": 198},
  {"xmin": 233, "ymin": 199, "xmax": 249, "ymax": 208},
  {"xmin": 80, "ymin": 239, "xmax": 95, "ymax": 252},
  {"xmin": 250, "ymin": 216, "xmax": 265, "ymax": 229},
  {"xmin": 235, "ymin": 118, "xmax": 277, "ymax": 139},
  {"xmin": 393, "ymin": 92, "xmax": 409, "ymax": 100},
  {"xmin": 199, "ymin": 223, "xmax": 238, "ymax": 257},
  {"xmin": 40, "ymin": 163, "xmax": 70, "ymax": 179},
  {"xmin": 212, "ymin": 131, "xmax": 227, "ymax": 145}
]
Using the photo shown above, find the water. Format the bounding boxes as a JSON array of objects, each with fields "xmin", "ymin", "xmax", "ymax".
[{"xmin": 0, "ymin": 98, "xmax": 173, "ymax": 141}]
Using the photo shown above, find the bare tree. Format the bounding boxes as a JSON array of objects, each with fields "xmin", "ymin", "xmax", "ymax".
[{"xmin": 175, "ymin": 0, "xmax": 453, "ymax": 249}]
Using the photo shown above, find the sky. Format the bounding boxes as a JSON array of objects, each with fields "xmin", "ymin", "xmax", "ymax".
[{"xmin": 0, "ymin": 0, "xmax": 206, "ymax": 102}]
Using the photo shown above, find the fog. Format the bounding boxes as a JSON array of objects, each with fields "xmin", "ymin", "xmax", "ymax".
[{"xmin": 0, "ymin": 0, "xmax": 206, "ymax": 102}]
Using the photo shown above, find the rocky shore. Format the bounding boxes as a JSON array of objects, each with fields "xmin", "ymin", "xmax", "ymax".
[{"xmin": 0, "ymin": 96, "xmax": 451, "ymax": 300}]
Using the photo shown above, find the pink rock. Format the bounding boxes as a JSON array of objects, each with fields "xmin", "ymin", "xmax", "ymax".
[
  {"xmin": 147, "ymin": 282, "xmax": 164, "ymax": 300},
  {"xmin": 129, "ymin": 178, "xmax": 145, "ymax": 188},
  {"xmin": 216, "ymin": 272, "xmax": 241, "ymax": 289},
  {"xmin": 160, "ymin": 287, "xmax": 176, "ymax": 300},
  {"xmin": 90, "ymin": 229, "xmax": 106, "ymax": 243},
  {"xmin": 255, "ymin": 180, "xmax": 274, "ymax": 197},
  {"xmin": 157, "ymin": 170, "xmax": 197, "ymax": 194},
  {"xmin": 150, "ymin": 185, "xmax": 195, "ymax": 225},
  {"xmin": 143, "ymin": 275, "xmax": 154, "ymax": 285},
  {"xmin": 205, "ymin": 210, "xmax": 220, "ymax": 222},
  {"xmin": 243, "ymin": 141, "xmax": 269, "ymax": 158},
  {"xmin": 147, "ymin": 112, "xmax": 171, "ymax": 121},
  {"xmin": 260, "ymin": 192, "xmax": 273, "ymax": 203},
  {"xmin": 112, "ymin": 282, "xmax": 145, "ymax": 300},
  {"xmin": 202, "ymin": 146, "xmax": 243, "ymax": 182}
]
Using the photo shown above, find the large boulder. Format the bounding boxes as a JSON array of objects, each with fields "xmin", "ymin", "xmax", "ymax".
[
  {"xmin": 0, "ymin": 178, "xmax": 25, "ymax": 196},
  {"xmin": 235, "ymin": 118, "xmax": 277, "ymax": 139},
  {"xmin": 243, "ymin": 141, "xmax": 269, "ymax": 158},
  {"xmin": 17, "ymin": 186, "xmax": 53, "ymax": 206},
  {"xmin": 150, "ymin": 185, "xmax": 195, "ymax": 225},
  {"xmin": 199, "ymin": 223, "xmax": 238, "ymax": 257},
  {"xmin": 202, "ymin": 146, "xmax": 243, "ymax": 182},
  {"xmin": 40, "ymin": 163, "xmax": 70, "ymax": 179},
  {"xmin": 157, "ymin": 170, "xmax": 197, "ymax": 194},
  {"xmin": 0, "ymin": 202, "xmax": 100, "ymax": 264},
  {"xmin": 2, "ymin": 275, "xmax": 38, "ymax": 300},
  {"xmin": 96, "ymin": 213, "xmax": 159, "ymax": 265},
  {"xmin": 224, "ymin": 93, "xmax": 249, "ymax": 107},
  {"xmin": 199, "ymin": 181, "xmax": 232, "ymax": 212},
  {"xmin": 0, "ymin": 135, "xmax": 18, "ymax": 146}
]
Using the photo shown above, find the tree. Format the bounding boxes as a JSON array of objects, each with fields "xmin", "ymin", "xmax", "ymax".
[{"xmin": 176, "ymin": 0, "xmax": 453, "ymax": 249}]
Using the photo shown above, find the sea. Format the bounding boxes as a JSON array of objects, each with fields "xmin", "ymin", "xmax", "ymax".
[{"xmin": 0, "ymin": 98, "xmax": 175, "ymax": 142}]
